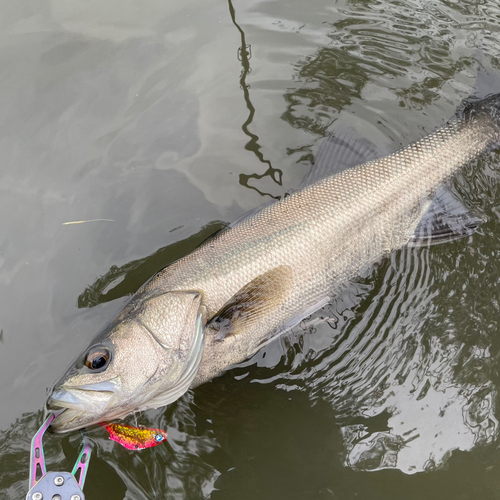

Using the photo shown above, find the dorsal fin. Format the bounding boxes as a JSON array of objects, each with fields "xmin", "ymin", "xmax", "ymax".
[
  {"xmin": 229, "ymin": 125, "xmax": 386, "ymax": 229},
  {"xmin": 207, "ymin": 266, "xmax": 293, "ymax": 340},
  {"xmin": 300, "ymin": 125, "xmax": 385, "ymax": 188},
  {"xmin": 408, "ymin": 187, "xmax": 485, "ymax": 247},
  {"xmin": 471, "ymin": 64, "xmax": 499, "ymax": 100}
]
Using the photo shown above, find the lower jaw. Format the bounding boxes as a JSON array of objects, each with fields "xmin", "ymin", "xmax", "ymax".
[
  {"xmin": 47, "ymin": 405, "xmax": 132, "ymax": 433},
  {"xmin": 47, "ymin": 408, "xmax": 97, "ymax": 433}
]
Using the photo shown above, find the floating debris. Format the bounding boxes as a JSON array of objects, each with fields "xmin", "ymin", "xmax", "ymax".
[{"xmin": 62, "ymin": 219, "xmax": 115, "ymax": 225}]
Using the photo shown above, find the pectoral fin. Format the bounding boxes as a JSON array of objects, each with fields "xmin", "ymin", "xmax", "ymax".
[
  {"xmin": 207, "ymin": 266, "xmax": 293, "ymax": 340},
  {"xmin": 408, "ymin": 187, "xmax": 485, "ymax": 247}
]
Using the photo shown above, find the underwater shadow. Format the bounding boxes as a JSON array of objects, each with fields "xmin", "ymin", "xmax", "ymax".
[{"xmin": 77, "ymin": 221, "xmax": 226, "ymax": 309}]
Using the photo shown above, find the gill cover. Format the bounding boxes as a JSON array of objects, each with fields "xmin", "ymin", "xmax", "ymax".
[{"xmin": 47, "ymin": 290, "xmax": 205, "ymax": 433}]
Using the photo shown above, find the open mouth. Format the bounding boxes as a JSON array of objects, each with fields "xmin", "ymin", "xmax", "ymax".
[
  {"xmin": 47, "ymin": 406, "xmax": 115, "ymax": 433},
  {"xmin": 47, "ymin": 399, "xmax": 109, "ymax": 433},
  {"xmin": 47, "ymin": 380, "xmax": 120, "ymax": 432}
]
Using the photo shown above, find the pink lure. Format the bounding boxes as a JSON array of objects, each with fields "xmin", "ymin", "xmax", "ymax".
[{"xmin": 100, "ymin": 422, "xmax": 168, "ymax": 450}]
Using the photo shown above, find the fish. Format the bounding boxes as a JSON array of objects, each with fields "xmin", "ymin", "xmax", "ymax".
[
  {"xmin": 47, "ymin": 82, "xmax": 500, "ymax": 433},
  {"xmin": 99, "ymin": 422, "xmax": 168, "ymax": 450}
]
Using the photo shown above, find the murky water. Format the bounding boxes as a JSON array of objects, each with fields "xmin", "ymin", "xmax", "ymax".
[{"xmin": 1, "ymin": 0, "xmax": 500, "ymax": 498}]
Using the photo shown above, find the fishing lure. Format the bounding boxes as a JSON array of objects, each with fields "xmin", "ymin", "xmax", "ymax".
[{"xmin": 100, "ymin": 423, "xmax": 168, "ymax": 450}]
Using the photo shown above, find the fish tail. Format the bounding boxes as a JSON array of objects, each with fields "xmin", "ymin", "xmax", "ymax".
[
  {"xmin": 458, "ymin": 66, "xmax": 500, "ymax": 143},
  {"xmin": 463, "ymin": 93, "xmax": 500, "ymax": 126},
  {"xmin": 454, "ymin": 91, "xmax": 500, "ymax": 151}
]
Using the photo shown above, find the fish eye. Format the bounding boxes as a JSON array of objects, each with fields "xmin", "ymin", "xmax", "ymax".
[
  {"xmin": 155, "ymin": 434, "xmax": 164, "ymax": 442},
  {"xmin": 85, "ymin": 346, "xmax": 111, "ymax": 371}
]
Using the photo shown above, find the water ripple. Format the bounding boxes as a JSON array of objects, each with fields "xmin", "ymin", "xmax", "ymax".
[{"xmin": 248, "ymin": 160, "xmax": 500, "ymax": 474}]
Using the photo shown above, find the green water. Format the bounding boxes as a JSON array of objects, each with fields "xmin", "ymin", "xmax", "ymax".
[{"xmin": 1, "ymin": 0, "xmax": 500, "ymax": 498}]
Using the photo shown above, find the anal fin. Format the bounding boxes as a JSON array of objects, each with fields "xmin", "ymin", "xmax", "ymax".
[{"xmin": 408, "ymin": 187, "xmax": 485, "ymax": 247}]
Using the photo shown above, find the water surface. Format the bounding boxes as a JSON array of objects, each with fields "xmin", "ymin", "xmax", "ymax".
[{"xmin": 1, "ymin": 0, "xmax": 500, "ymax": 498}]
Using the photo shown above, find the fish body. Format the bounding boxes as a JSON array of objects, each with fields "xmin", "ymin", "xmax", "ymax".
[
  {"xmin": 47, "ymin": 92, "xmax": 500, "ymax": 432},
  {"xmin": 156, "ymin": 95, "xmax": 500, "ymax": 386},
  {"xmin": 100, "ymin": 422, "xmax": 168, "ymax": 450}
]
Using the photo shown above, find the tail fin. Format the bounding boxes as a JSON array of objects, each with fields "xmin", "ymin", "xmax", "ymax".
[
  {"xmin": 459, "ymin": 93, "xmax": 500, "ymax": 145},
  {"xmin": 471, "ymin": 65, "xmax": 499, "ymax": 100},
  {"xmin": 459, "ymin": 66, "xmax": 500, "ymax": 132}
]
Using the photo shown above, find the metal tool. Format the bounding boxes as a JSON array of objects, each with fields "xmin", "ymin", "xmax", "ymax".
[{"xmin": 26, "ymin": 414, "xmax": 92, "ymax": 500}]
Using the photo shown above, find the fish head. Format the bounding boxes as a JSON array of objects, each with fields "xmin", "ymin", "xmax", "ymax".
[{"xmin": 47, "ymin": 290, "xmax": 205, "ymax": 433}]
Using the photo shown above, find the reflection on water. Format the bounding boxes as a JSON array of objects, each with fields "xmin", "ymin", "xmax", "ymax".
[
  {"xmin": 262, "ymin": 0, "xmax": 500, "ymax": 474},
  {"xmin": 228, "ymin": 0, "xmax": 283, "ymax": 199},
  {"xmin": 271, "ymin": 154, "xmax": 500, "ymax": 472},
  {"xmin": 2, "ymin": 0, "xmax": 500, "ymax": 497},
  {"xmin": 316, "ymin": 245, "xmax": 500, "ymax": 474}
]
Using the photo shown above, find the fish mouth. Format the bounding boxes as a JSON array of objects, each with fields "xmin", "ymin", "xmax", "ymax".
[{"xmin": 47, "ymin": 379, "xmax": 120, "ymax": 433}]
